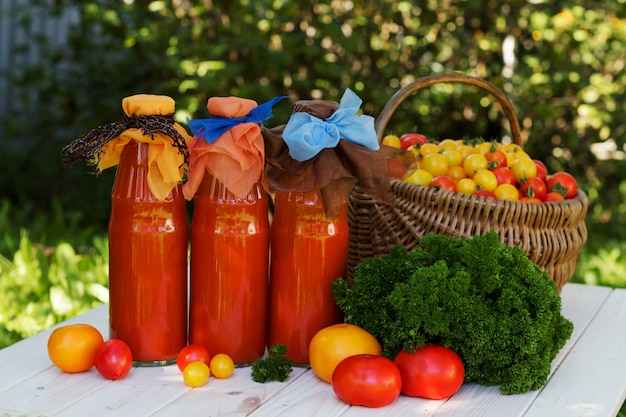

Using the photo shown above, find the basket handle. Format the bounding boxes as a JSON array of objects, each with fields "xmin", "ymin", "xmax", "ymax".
[{"xmin": 375, "ymin": 72, "xmax": 523, "ymax": 146}]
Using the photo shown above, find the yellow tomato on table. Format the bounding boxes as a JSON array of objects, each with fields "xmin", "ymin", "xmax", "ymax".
[
  {"xmin": 309, "ymin": 323, "xmax": 382, "ymax": 383},
  {"xmin": 47, "ymin": 324, "xmax": 104, "ymax": 373}
]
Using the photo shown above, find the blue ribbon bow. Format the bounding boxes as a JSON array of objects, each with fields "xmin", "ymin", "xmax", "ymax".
[
  {"xmin": 282, "ymin": 89, "xmax": 379, "ymax": 162},
  {"xmin": 189, "ymin": 95, "xmax": 289, "ymax": 144}
]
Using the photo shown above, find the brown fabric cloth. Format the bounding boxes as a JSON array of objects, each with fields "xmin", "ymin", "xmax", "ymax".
[{"xmin": 263, "ymin": 99, "xmax": 395, "ymax": 218}]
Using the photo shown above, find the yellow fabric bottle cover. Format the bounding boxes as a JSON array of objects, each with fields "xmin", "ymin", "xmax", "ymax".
[{"xmin": 61, "ymin": 94, "xmax": 191, "ymax": 201}]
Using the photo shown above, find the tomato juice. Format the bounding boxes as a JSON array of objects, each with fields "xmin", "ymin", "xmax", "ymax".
[
  {"xmin": 108, "ymin": 141, "xmax": 188, "ymax": 366},
  {"xmin": 189, "ymin": 176, "xmax": 270, "ymax": 364},
  {"xmin": 267, "ymin": 190, "xmax": 348, "ymax": 364}
]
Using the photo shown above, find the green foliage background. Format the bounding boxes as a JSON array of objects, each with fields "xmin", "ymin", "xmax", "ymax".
[{"xmin": 2, "ymin": 0, "xmax": 625, "ymax": 240}]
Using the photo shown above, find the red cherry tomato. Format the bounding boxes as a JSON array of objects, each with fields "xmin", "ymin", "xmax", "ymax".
[
  {"xmin": 332, "ymin": 354, "xmax": 402, "ymax": 408},
  {"xmin": 94, "ymin": 339, "xmax": 133, "ymax": 380},
  {"xmin": 520, "ymin": 196, "xmax": 543, "ymax": 203},
  {"xmin": 474, "ymin": 189, "xmax": 498, "ymax": 200},
  {"xmin": 400, "ymin": 133, "xmax": 428, "ymax": 149},
  {"xmin": 176, "ymin": 344, "xmax": 211, "ymax": 372},
  {"xmin": 519, "ymin": 176, "xmax": 547, "ymax": 201},
  {"xmin": 533, "ymin": 159, "xmax": 548, "ymax": 182},
  {"xmin": 394, "ymin": 344, "xmax": 465, "ymax": 400},
  {"xmin": 546, "ymin": 172, "xmax": 578, "ymax": 199},
  {"xmin": 490, "ymin": 166, "xmax": 517, "ymax": 186},
  {"xmin": 544, "ymin": 192, "xmax": 565, "ymax": 202},
  {"xmin": 386, "ymin": 158, "xmax": 407, "ymax": 179},
  {"xmin": 429, "ymin": 176, "xmax": 457, "ymax": 193},
  {"xmin": 485, "ymin": 147, "xmax": 507, "ymax": 169}
]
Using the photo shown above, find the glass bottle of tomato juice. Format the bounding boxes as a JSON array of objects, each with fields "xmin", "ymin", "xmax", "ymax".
[
  {"xmin": 267, "ymin": 189, "xmax": 349, "ymax": 364},
  {"xmin": 108, "ymin": 140, "xmax": 188, "ymax": 366},
  {"xmin": 189, "ymin": 175, "xmax": 270, "ymax": 364}
]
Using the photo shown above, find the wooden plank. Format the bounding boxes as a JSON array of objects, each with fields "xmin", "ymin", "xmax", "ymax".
[
  {"xmin": 150, "ymin": 367, "xmax": 308, "ymax": 417},
  {"xmin": 247, "ymin": 370, "xmax": 350, "ymax": 417},
  {"xmin": 0, "ymin": 304, "xmax": 109, "ymax": 392},
  {"xmin": 1, "ymin": 283, "xmax": 624, "ymax": 417},
  {"xmin": 523, "ymin": 287, "xmax": 626, "ymax": 417},
  {"xmin": 0, "ymin": 366, "xmax": 111, "ymax": 416}
]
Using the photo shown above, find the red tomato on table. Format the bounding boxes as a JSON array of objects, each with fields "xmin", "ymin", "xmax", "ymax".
[
  {"xmin": 394, "ymin": 344, "xmax": 465, "ymax": 400},
  {"xmin": 176, "ymin": 344, "xmax": 211, "ymax": 372},
  {"xmin": 332, "ymin": 354, "xmax": 402, "ymax": 408},
  {"xmin": 94, "ymin": 339, "xmax": 133, "ymax": 380}
]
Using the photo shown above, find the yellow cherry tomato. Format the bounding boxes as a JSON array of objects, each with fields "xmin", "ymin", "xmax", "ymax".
[
  {"xmin": 382, "ymin": 134, "xmax": 402, "ymax": 148},
  {"xmin": 421, "ymin": 153, "xmax": 449, "ymax": 177},
  {"xmin": 442, "ymin": 149, "xmax": 463, "ymax": 167},
  {"xmin": 463, "ymin": 153, "xmax": 489, "ymax": 177},
  {"xmin": 309, "ymin": 323, "xmax": 382, "ymax": 383},
  {"xmin": 473, "ymin": 168, "xmax": 498, "ymax": 192},
  {"xmin": 419, "ymin": 143, "xmax": 440, "ymax": 158},
  {"xmin": 456, "ymin": 178, "xmax": 478, "ymax": 195},
  {"xmin": 183, "ymin": 361, "xmax": 211, "ymax": 387},
  {"xmin": 511, "ymin": 158, "xmax": 537, "ymax": 182},
  {"xmin": 456, "ymin": 144, "xmax": 474, "ymax": 160},
  {"xmin": 404, "ymin": 169, "xmax": 434, "ymax": 186},
  {"xmin": 437, "ymin": 139, "xmax": 459, "ymax": 152},
  {"xmin": 494, "ymin": 183, "xmax": 520, "ymax": 201},
  {"xmin": 446, "ymin": 165, "xmax": 468, "ymax": 182},
  {"xmin": 502, "ymin": 143, "xmax": 524, "ymax": 154},
  {"xmin": 210, "ymin": 353, "xmax": 234, "ymax": 379},
  {"xmin": 474, "ymin": 141, "xmax": 493, "ymax": 155}
]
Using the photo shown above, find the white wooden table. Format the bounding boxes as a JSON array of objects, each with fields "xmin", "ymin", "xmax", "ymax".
[{"xmin": 1, "ymin": 283, "xmax": 625, "ymax": 417}]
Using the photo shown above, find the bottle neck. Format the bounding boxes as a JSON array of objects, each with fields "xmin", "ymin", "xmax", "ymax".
[
  {"xmin": 111, "ymin": 140, "xmax": 182, "ymax": 202},
  {"xmin": 196, "ymin": 174, "xmax": 266, "ymax": 204}
]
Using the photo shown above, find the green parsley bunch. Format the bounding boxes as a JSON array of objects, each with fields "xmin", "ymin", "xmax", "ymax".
[{"xmin": 332, "ymin": 231, "xmax": 573, "ymax": 395}]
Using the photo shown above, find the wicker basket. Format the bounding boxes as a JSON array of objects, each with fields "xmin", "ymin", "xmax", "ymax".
[{"xmin": 347, "ymin": 73, "xmax": 588, "ymax": 292}]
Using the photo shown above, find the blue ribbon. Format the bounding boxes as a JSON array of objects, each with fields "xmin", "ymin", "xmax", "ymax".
[
  {"xmin": 189, "ymin": 95, "xmax": 289, "ymax": 144},
  {"xmin": 282, "ymin": 89, "xmax": 379, "ymax": 162}
]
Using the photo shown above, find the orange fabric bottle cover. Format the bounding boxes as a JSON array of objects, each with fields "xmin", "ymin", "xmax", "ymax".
[{"xmin": 183, "ymin": 95, "xmax": 287, "ymax": 200}]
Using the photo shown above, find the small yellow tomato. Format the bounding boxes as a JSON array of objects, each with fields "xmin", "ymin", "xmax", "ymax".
[
  {"xmin": 456, "ymin": 144, "xmax": 474, "ymax": 160},
  {"xmin": 511, "ymin": 158, "xmax": 537, "ymax": 182},
  {"xmin": 494, "ymin": 183, "xmax": 520, "ymax": 201},
  {"xmin": 473, "ymin": 168, "xmax": 498, "ymax": 192},
  {"xmin": 456, "ymin": 178, "xmax": 478, "ymax": 195},
  {"xmin": 446, "ymin": 165, "xmax": 468, "ymax": 182},
  {"xmin": 309, "ymin": 323, "xmax": 382, "ymax": 383},
  {"xmin": 210, "ymin": 353, "xmax": 235, "ymax": 379},
  {"xmin": 419, "ymin": 143, "xmax": 440, "ymax": 158},
  {"xmin": 442, "ymin": 149, "xmax": 463, "ymax": 167},
  {"xmin": 382, "ymin": 134, "xmax": 402, "ymax": 148},
  {"xmin": 463, "ymin": 153, "xmax": 489, "ymax": 177},
  {"xmin": 404, "ymin": 169, "xmax": 434, "ymax": 186},
  {"xmin": 183, "ymin": 361, "xmax": 211, "ymax": 387},
  {"xmin": 437, "ymin": 139, "xmax": 459, "ymax": 152},
  {"xmin": 421, "ymin": 153, "xmax": 449, "ymax": 177},
  {"xmin": 474, "ymin": 141, "xmax": 493, "ymax": 155}
]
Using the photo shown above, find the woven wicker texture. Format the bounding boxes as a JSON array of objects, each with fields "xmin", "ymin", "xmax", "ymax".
[{"xmin": 347, "ymin": 73, "xmax": 588, "ymax": 292}]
